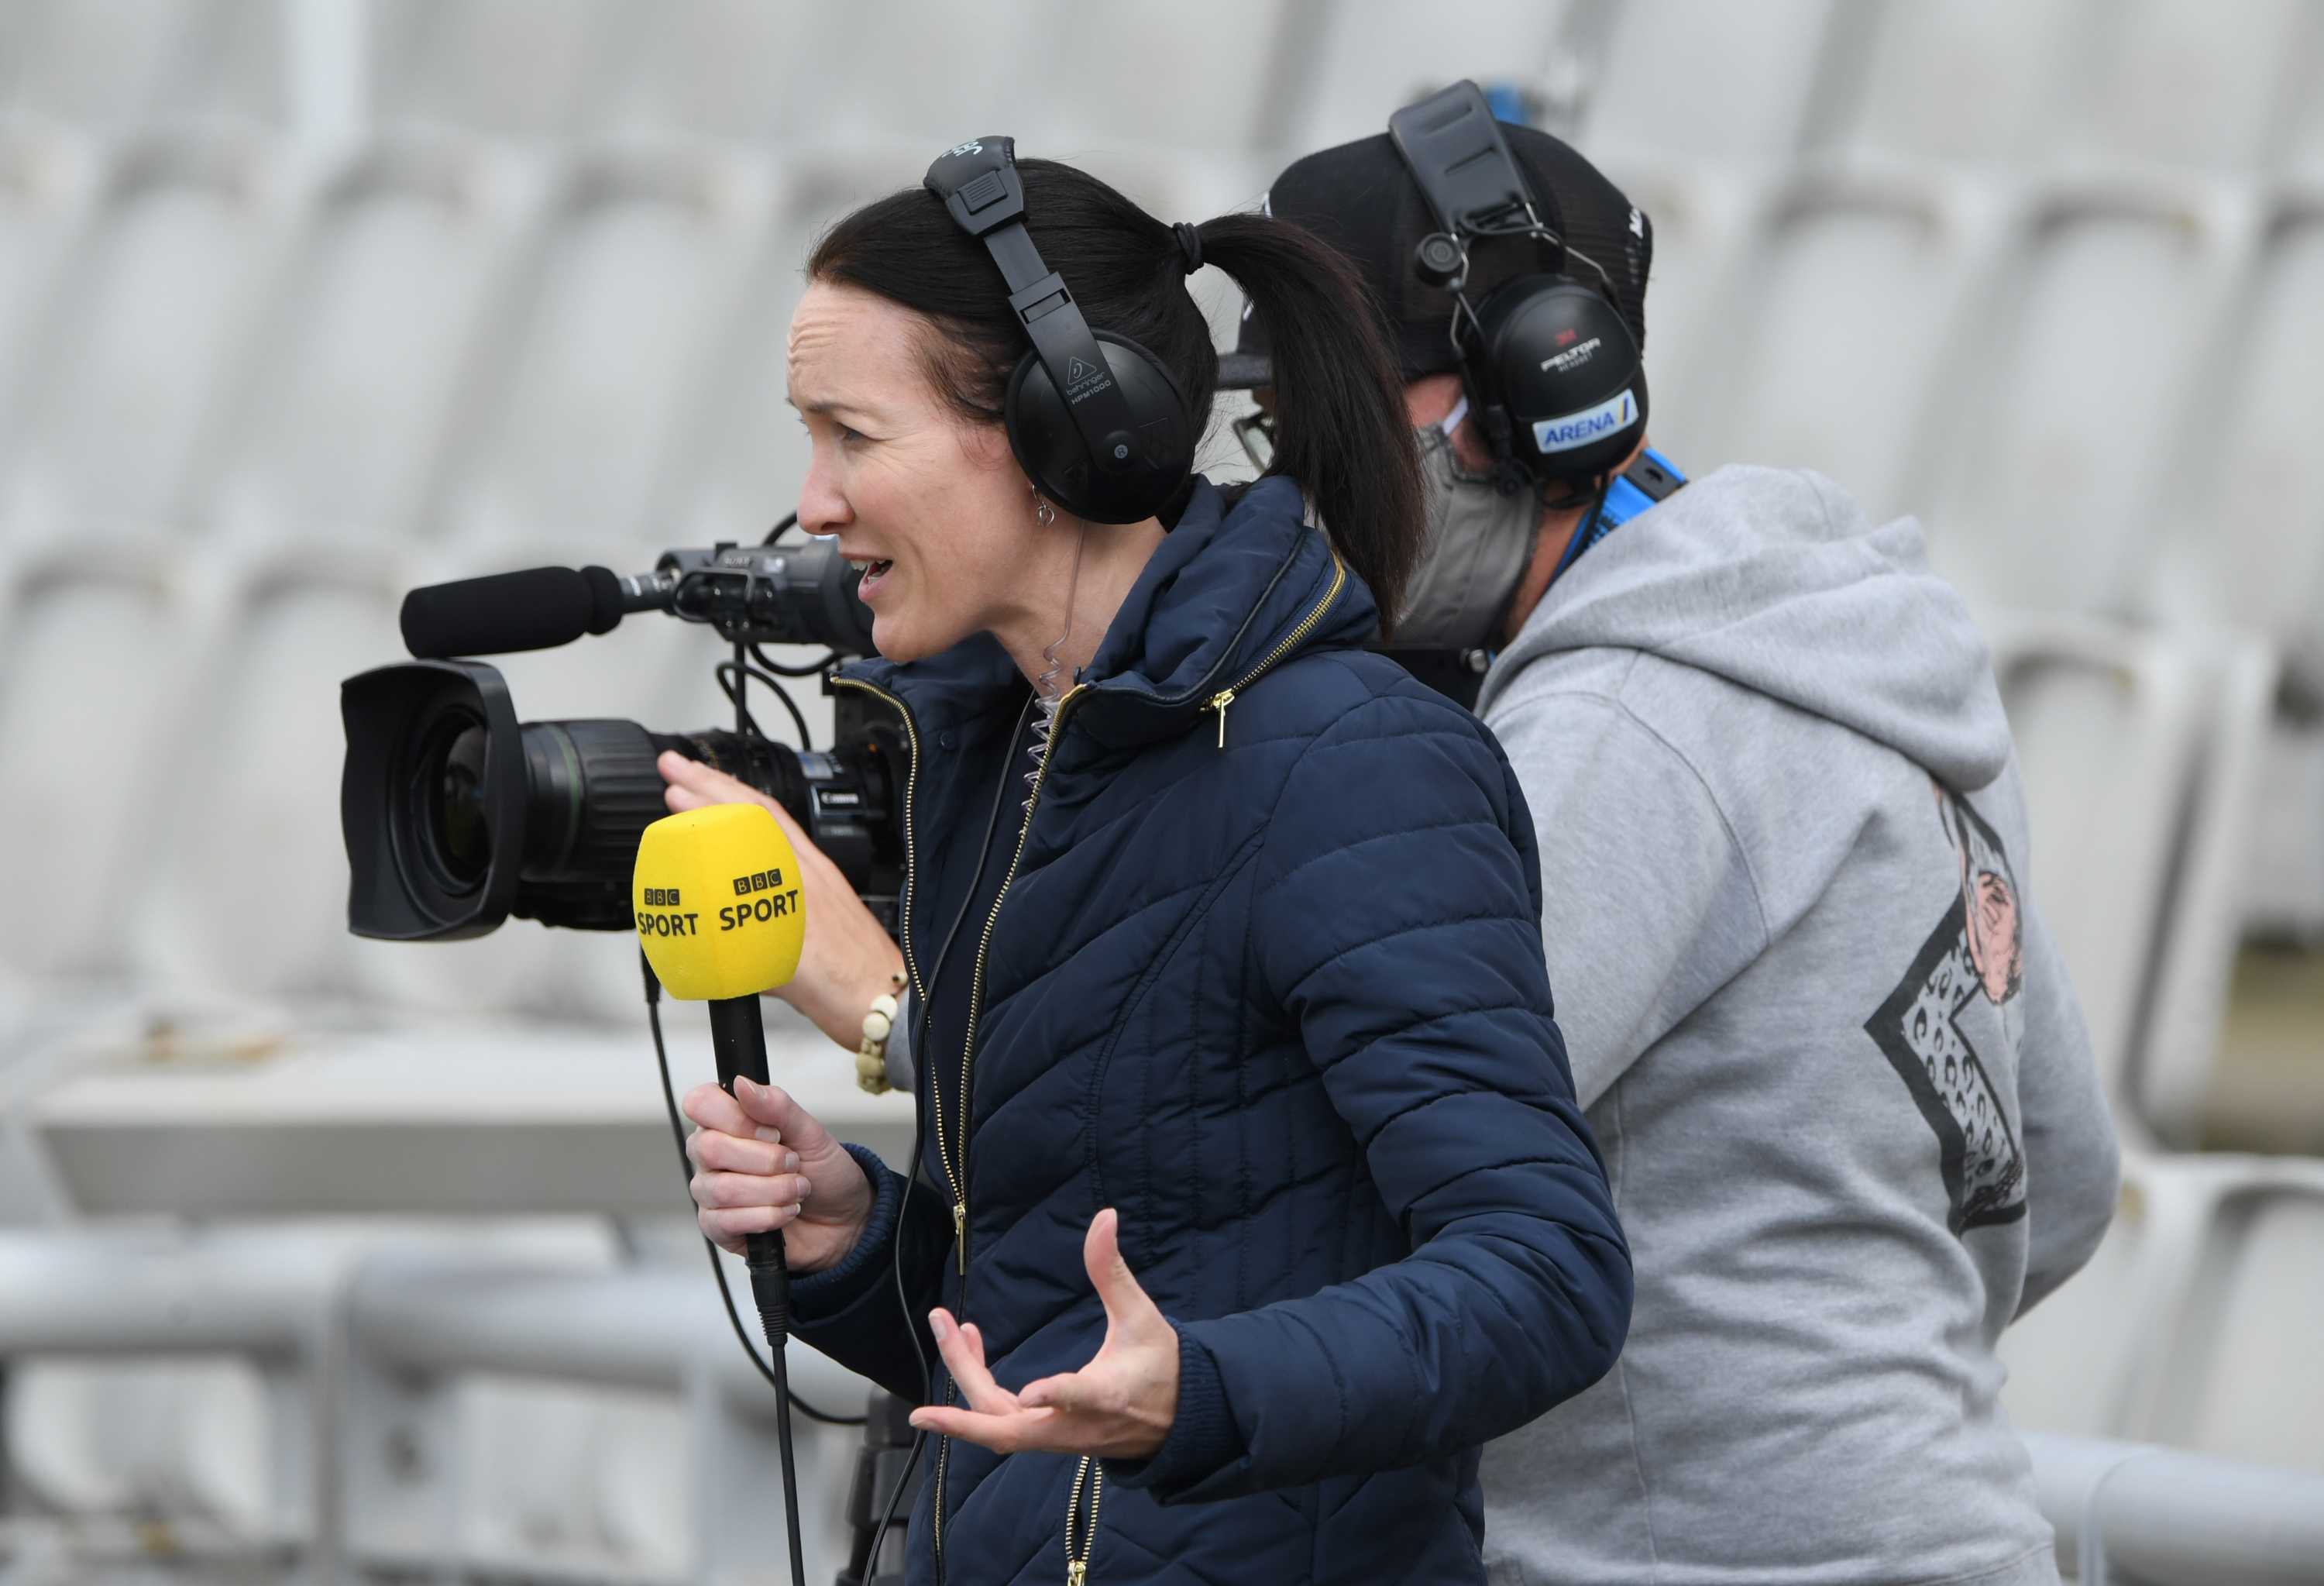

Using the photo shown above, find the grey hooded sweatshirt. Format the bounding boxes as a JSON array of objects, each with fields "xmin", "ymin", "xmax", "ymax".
[{"xmin": 1473, "ymin": 466, "xmax": 2120, "ymax": 1586}]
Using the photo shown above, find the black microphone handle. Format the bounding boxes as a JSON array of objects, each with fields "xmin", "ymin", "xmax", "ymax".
[
  {"xmin": 707, "ymin": 994, "xmax": 807, "ymax": 1586},
  {"xmin": 708, "ymin": 997, "xmax": 791, "ymax": 1288}
]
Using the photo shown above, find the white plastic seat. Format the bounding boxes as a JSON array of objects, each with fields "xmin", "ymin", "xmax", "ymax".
[
  {"xmin": 2060, "ymin": 0, "xmax": 2309, "ymax": 174},
  {"xmin": 1275, "ymin": 0, "xmax": 1577, "ymax": 157},
  {"xmin": 0, "ymin": 125, "xmax": 95, "ymax": 459},
  {"xmin": 1923, "ymin": 184, "xmax": 2252, "ymax": 618},
  {"xmin": 1679, "ymin": 169, "xmax": 2000, "ymax": 520},
  {"xmin": 428, "ymin": 146, "xmax": 770, "ymax": 558},
  {"xmin": 1591, "ymin": 158, "xmax": 1761, "ymax": 464},
  {"xmin": 1820, "ymin": 0, "xmax": 2084, "ymax": 166},
  {"xmin": 1584, "ymin": 0, "xmax": 1840, "ymax": 166},
  {"xmin": 0, "ymin": 558, "xmax": 201, "ymax": 993},
  {"xmin": 372, "ymin": 0, "xmax": 625, "ymax": 140},
  {"xmin": 198, "ymin": 138, "xmax": 537, "ymax": 550},
  {"xmin": 131, "ymin": 557, "xmax": 413, "ymax": 1012},
  {"xmin": 2133, "ymin": 1158, "xmax": 2324, "ymax": 1472},
  {"xmin": 0, "ymin": 0, "xmax": 266, "ymax": 129},
  {"xmin": 2141, "ymin": 205, "xmax": 2324, "ymax": 686},
  {"xmin": 1999, "ymin": 1152, "xmax": 2273, "ymax": 1441},
  {"xmin": 1983, "ymin": 613, "xmax": 2207, "ymax": 1120},
  {"xmin": 0, "ymin": 134, "xmax": 286, "ymax": 551}
]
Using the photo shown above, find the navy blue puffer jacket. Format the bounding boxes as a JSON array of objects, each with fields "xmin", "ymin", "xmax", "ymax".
[{"xmin": 793, "ymin": 476, "xmax": 1631, "ymax": 1584}]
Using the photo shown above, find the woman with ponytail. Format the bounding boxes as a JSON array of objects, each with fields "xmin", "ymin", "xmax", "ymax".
[{"xmin": 658, "ymin": 146, "xmax": 1629, "ymax": 1585}]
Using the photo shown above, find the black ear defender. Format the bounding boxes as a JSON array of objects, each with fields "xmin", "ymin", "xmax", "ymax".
[
  {"xmin": 923, "ymin": 137, "xmax": 1196, "ymax": 525},
  {"xmin": 1389, "ymin": 82, "xmax": 1648, "ymax": 488}
]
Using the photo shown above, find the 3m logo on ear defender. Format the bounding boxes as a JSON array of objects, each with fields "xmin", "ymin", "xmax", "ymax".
[
  {"xmin": 1533, "ymin": 388, "xmax": 1638, "ymax": 453},
  {"xmin": 949, "ymin": 140, "xmax": 983, "ymax": 157}
]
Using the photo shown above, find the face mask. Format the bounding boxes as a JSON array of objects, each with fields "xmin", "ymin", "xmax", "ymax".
[{"xmin": 1396, "ymin": 396, "xmax": 1541, "ymax": 652}]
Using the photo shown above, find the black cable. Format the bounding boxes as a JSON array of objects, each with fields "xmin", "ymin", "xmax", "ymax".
[
  {"xmin": 645, "ymin": 958, "xmax": 865, "ymax": 1427},
  {"xmin": 719, "ymin": 659, "xmax": 813, "ymax": 749},
  {"xmin": 751, "ymin": 642, "xmax": 842, "ymax": 679}
]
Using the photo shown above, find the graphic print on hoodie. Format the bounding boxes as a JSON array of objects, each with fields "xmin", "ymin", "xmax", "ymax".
[{"xmin": 1866, "ymin": 784, "xmax": 2029, "ymax": 1235}]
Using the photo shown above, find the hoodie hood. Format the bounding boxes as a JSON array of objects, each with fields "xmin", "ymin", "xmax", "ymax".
[{"xmin": 1476, "ymin": 466, "xmax": 2013, "ymax": 793}]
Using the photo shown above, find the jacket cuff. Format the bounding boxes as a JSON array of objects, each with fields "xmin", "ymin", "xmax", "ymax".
[
  {"xmin": 789, "ymin": 1143, "xmax": 902, "ymax": 1323},
  {"xmin": 1104, "ymin": 1321, "xmax": 1239, "ymax": 1502}
]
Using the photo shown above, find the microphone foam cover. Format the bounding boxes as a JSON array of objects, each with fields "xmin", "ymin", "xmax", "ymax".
[
  {"xmin": 634, "ymin": 803, "xmax": 806, "ymax": 1000},
  {"xmin": 401, "ymin": 566, "xmax": 594, "ymax": 659}
]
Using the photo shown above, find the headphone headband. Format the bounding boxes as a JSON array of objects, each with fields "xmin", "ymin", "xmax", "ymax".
[
  {"xmin": 923, "ymin": 137, "xmax": 1153, "ymax": 488},
  {"xmin": 1384, "ymin": 83, "xmax": 1646, "ymax": 486}
]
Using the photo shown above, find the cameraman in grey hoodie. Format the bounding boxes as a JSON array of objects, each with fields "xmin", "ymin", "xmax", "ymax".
[{"xmin": 1222, "ymin": 95, "xmax": 2122, "ymax": 1586}]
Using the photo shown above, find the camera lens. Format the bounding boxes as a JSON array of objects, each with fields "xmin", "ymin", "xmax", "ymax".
[
  {"xmin": 402, "ymin": 708, "xmax": 490, "ymax": 895},
  {"xmin": 432, "ymin": 724, "xmax": 491, "ymax": 882}
]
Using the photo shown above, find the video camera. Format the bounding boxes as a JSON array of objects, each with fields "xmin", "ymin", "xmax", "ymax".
[{"xmin": 340, "ymin": 519, "xmax": 906, "ymax": 942}]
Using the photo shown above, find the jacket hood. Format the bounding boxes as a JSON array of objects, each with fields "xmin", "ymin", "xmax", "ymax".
[
  {"xmin": 842, "ymin": 474, "xmax": 1376, "ymax": 748},
  {"xmin": 1476, "ymin": 466, "xmax": 2013, "ymax": 793}
]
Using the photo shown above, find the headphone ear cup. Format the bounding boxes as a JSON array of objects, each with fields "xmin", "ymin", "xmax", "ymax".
[
  {"xmin": 1004, "ymin": 331, "xmax": 1195, "ymax": 524},
  {"xmin": 1480, "ymin": 278, "xmax": 1648, "ymax": 485}
]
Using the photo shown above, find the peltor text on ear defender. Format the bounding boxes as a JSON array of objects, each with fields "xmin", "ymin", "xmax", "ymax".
[{"xmin": 923, "ymin": 135, "xmax": 1195, "ymax": 524}]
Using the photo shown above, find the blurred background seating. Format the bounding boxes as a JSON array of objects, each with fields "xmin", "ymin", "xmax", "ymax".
[{"xmin": 2, "ymin": 0, "xmax": 2322, "ymax": 1579}]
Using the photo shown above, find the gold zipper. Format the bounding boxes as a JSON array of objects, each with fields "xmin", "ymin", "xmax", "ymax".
[
  {"xmin": 1203, "ymin": 547, "xmax": 1346, "ymax": 750},
  {"xmin": 929, "ymin": 682, "xmax": 1086, "ymax": 1579},
  {"xmin": 832, "ymin": 676, "xmax": 979, "ymax": 1272},
  {"xmin": 1064, "ymin": 1456, "xmax": 1103, "ymax": 1584},
  {"xmin": 931, "ymin": 1378, "xmax": 955, "ymax": 1566}
]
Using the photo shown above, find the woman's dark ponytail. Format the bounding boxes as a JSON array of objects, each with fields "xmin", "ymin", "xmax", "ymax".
[
  {"xmin": 1194, "ymin": 214, "xmax": 1423, "ymax": 634},
  {"xmin": 811, "ymin": 163, "xmax": 1424, "ymax": 634}
]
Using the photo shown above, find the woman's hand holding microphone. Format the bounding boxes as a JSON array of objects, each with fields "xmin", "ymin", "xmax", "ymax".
[
  {"xmin": 658, "ymin": 751, "xmax": 1179, "ymax": 1459},
  {"xmin": 658, "ymin": 749, "xmax": 906, "ymax": 1053},
  {"xmin": 659, "ymin": 748, "xmax": 896, "ymax": 1274}
]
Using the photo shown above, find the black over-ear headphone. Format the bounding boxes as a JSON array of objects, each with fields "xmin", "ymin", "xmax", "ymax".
[
  {"xmin": 923, "ymin": 137, "xmax": 1196, "ymax": 525},
  {"xmin": 1387, "ymin": 82, "xmax": 1647, "ymax": 489}
]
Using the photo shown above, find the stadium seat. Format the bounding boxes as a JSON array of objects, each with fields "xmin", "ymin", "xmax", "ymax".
[
  {"xmin": 427, "ymin": 143, "xmax": 772, "ymax": 556},
  {"xmin": 1676, "ymin": 166, "xmax": 2005, "ymax": 521},
  {"xmin": 0, "ymin": 123, "xmax": 95, "ymax": 443},
  {"xmin": 1999, "ymin": 1152, "xmax": 2264, "ymax": 1442},
  {"xmin": 0, "ymin": 132, "xmax": 287, "ymax": 552},
  {"xmin": 130, "ymin": 552, "xmax": 407, "ymax": 1011},
  {"xmin": 1591, "ymin": 157, "xmax": 1762, "ymax": 466},
  {"xmin": 2133, "ymin": 1157, "xmax": 2324, "ymax": 1472},
  {"xmin": 1278, "ymin": 0, "xmax": 1580, "ymax": 157},
  {"xmin": 1817, "ymin": 0, "xmax": 2085, "ymax": 166},
  {"xmin": 0, "ymin": 556, "xmax": 203, "ymax": 993},
  {"xmin": 2058, "ymin": 0, "xmax": 2310, "ymax": 174},
  {"xmin": 1584, "ymin": 0, "xmax": 1841, "ymax": 166},
  {"xmin": 1923, "ymin": 181, "xmax": 2255, "ymax": 618},
  {"xmin": 372, "ymin": 0, "xmax": 626, "ymax": 141},
  {"xmin": 2140, "ymin": 204, "xmax": 2324, "ymax": 690},
  {"xmin": 198, "ymin": 136, "xmax": 538, "ymax": 550},
  {"xmin": 2126, "ymin": 631, "xmax": 2279, "ymax": 1148},
  {"xmin": 1984, "ymin": 612, "xmax": 2209, "ymax": 1127},
  {"xmin": 0, "ymin": 0, "xmax": 276, "ymax": 129}
]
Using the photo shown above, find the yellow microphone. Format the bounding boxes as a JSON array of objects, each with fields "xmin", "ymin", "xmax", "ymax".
[{"xmin": 633, "ymin": 800, "xmax": 810, "ymax": 1586}]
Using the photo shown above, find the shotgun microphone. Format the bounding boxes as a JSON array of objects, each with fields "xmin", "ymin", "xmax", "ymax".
[
  {"xmin": 634, "ymin": 801, "xmax": 810, "ymax": 1586},
  {"xmin": 400, "ymin": 564, "xmax": 670, "ymax": 659}
]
